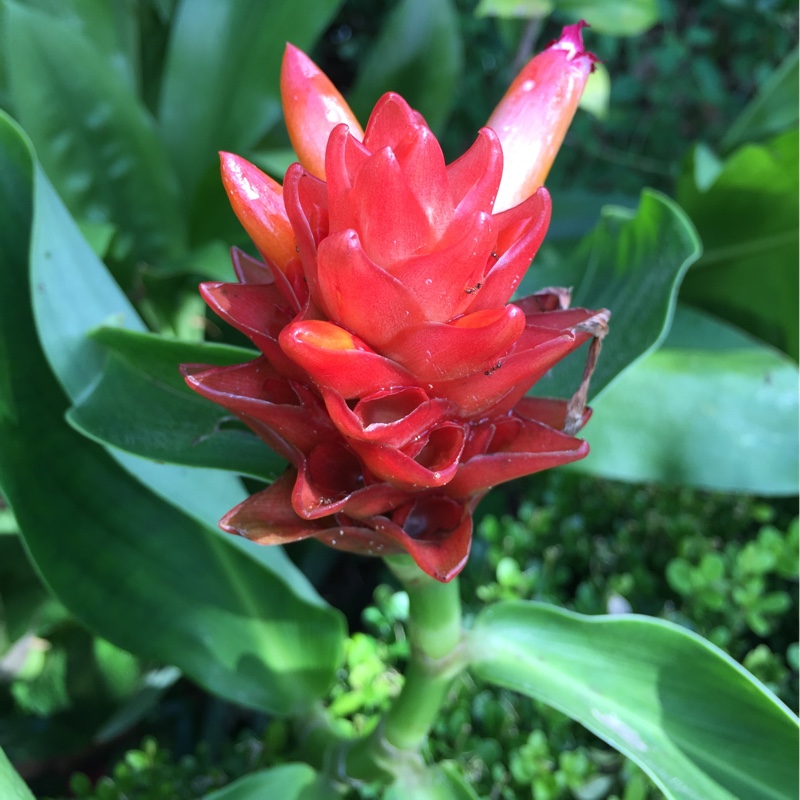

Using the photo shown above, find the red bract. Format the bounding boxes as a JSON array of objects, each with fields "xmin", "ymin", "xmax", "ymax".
[{"xmin": 184, "ymin": 24, "xmax": 609, "ymax": 582}]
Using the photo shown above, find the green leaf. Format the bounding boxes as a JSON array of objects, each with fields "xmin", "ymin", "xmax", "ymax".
[
  {"xmin": 3, "ymin": 0, "xmax": 185, "ymax": 264},
  {"xmin": 470, "ymin": 601, "xmax": 799, "ymax": 800},
  {"xmin": 202, "ymin": 764, "xmax": 321, "ymax": 800},
  {"xmin": 677, "ymin": 132, "xmax": 799, "ymax": 360},
  {"xmin": 0, "ymin": 748, "xmax": 34, "ymax": 800},
  {"xmin": 386, "ymin": 761, "xmax": 481, "ymax": 800},
  {"xmin": 158, "ymin": 0, "xmax": 343, "ymax": 200},
  {"xmin": 475, "ymin": 0, "xmax": 553, "ymax": 17},
  {"xmin": 475, "ymin": 0, "xmax": 660, "ymax": 35},
  {"xmin": 524, "ymin": 189, "xmax": 701, "ymax": 400},
  {"xmin": 578, "ymin": 61, "xmax": 610, "ymax": 120},
  {"xmin": 67, "ymin": 328, "xmax": 285, "ymax": 481},
  {"xmin": 7, "ymin": 0, "xmax": 141, "ymax": 92},
  {"xmin": 553, "ymin": 0, "xmax": 659, "ymax": 36},
  {"xmin": 348, "ymin": 0, "xmax": 463, "ymax": 133},
  {"xmin": 722, "ymin": 48, "xmax": 799, "ymax": 152},
  {"xmin": 0, "ymin": 111, "xmax": 345, "ymax": 715},
  {"xmin": 578, "ymin": 306, "xmax": 798, "ymax": 494}
]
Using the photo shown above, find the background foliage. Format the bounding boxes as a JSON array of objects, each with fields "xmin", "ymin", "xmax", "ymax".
[{"xmin": 0, "ymin": 0, "xmax": 796, "ymax": 797}]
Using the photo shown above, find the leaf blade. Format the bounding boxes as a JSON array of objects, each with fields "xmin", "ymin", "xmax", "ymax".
[
  {"xmin": 470, "ymin": 601, "xmax": 799, "ymax": 800},
  {"xmin": 0, "ymin": 110, "xmax": 345, "ymax": 716}
]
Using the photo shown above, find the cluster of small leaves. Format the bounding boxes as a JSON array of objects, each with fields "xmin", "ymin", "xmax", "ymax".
[
  {"xmin": 47, "ymin": 727, "xmax": 291, "ymax": 800},
  {"xmin": 466, "ymin": 472, "xmax": 798, "ymax": 709},
  {"xmin": 355, "ymin": 473, "xmax": 798, "ymax": 800},
  {"xmin": 43, "ymin": 473, "xmax": 797, "ymax": 799},
  {"xmin": 550, "ymin": 0, "xmax": 799, "ymax": 193}
]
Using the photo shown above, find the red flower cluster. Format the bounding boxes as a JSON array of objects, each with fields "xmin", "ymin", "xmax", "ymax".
[{"xmin": 183, "ymin": 24, "xmax": 608, "ymax": 581}]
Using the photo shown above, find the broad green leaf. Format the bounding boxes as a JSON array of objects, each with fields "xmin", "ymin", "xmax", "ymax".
[
  {"xmin": 547, "ymin": 188, "xmax": 637, "ymax": 242},
  {"xmin": 6, "ymin": 0, "xmax": 141, "ymax": 91},
  {"xmin": 578, "ymin": 61, "xmax": 610, "ymax": 120},
  {"xmin": 386, "ymin": 761, "xmax": 480, "ymax": 800},
  {"xmin": 348, "ymin": 0, "xmax": 463, "ymax": 133},
  {"xmin": 470, "ymin": 601, "xmax": 799, "ymax": 800},
  {"xmin": 158, "ymin": 0, "xmax": 343, "ymax": 200},
  {"xmin": 524, "ymin": 189, "xmax": 701, "ymax": 399},
  {"xmin": 475, "ymin": 0, "xmax": 659, "ymax": 35},
  {"xmin": 554, "ymin": 0, "xmax": 659, "ymax": 36},
  {"xmin": 3, "ymin": 1, "xmax": 185, "ymax": 264},
  {"xmin": 202, "ymin": 764, "xmax": 320, "ymax": 800},
  {"xmin": 475, "ymin": 0, "xmax": 554, "ymax": 16},
  {"xmin": 67, "ymin": 328, "xmax": 285, "ymax": 481},
  {"xmin": 0, "ymin": 749, "xmax": 34, "ymax": 800},
  {"xmin": 722, "ymin": 48, "xmax": 799, "ymax": 152},
  {"xmin": 0, "ymin": 111, "xmax": 345, "ymax": 715},
  {"xmin": 575, "ymin": 306, "xmax": 799, "ymax": 495},
  {"xmin": 677, "ymin": 131, "xmax": 799, "ymax": 360}
]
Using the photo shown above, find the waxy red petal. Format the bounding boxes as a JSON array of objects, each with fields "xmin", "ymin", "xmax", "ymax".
[
  {"xmin": 220, "ymin": 153, "xmax": 296, "ymax": 270},
  {"xmin": 280, "ymin": 320, "xmax": 416, "ymax": 397},
  {"xmin": 292, "ymin": 443, "xmax": 410, "ymax": 520},
  {"xmin": 200, "ymin": 282, "xmax": 301, "ymax": 377},
  {"xmin": 363, "ymin": 93, "xmax": 418, "ymax": 152},
  {"xmin": 322, "ymin": 386, "xmax": 455, "ymax": 447},
  {"xmin": 351, "ymin": 422, "xmax": 466, "ymax": 490},
  {"xmin": 446, "ymin": 416, "xmax": 589, "ymax": 498},
  {"xmin": 315, "ymin": 230, "xmax": 426, "ymax": 347},
  {"xmin": 364, "ymin": 498, "xmax": 474, "ymax": 582},
  {"xmin": 182, "ymin": 358, "xmax": 337, "ymax": 460},
  {"xmin": 391, "ymin": 210, "xmax": 495, "ymax": 322},
  {"xmin": 325, "ymin": 123, "xmax": 371, "ymax": 234},
  {"xmin": 230, "ymin": 247, "xmax": 302, "ymax": 314},
  {"xmin": 281, "ymin": 43, "xmax": 364, "ymax": 180},
  {"xmin": 392, "ymin": 123, "xmax": 452, "ymax": 241},
  {"xmin": 446, "ymin": 127, "xmax": 503, "ymax": 214},
  {"xmin": 514, "ymin": 396, "xmax": 591, "ymax": 432},
  {"xmin": 220, "ymin": 471, "xmax": 379, "ymax": 546},
  {"xmin": 487, "ymin": 22, "xmax": 596, "ymax": 211},
  {"xmin": 467, "ymin": 188, "xmax": 552, "ymax": 310},
  {"xmin": 351, "ymin": 145, "xmax": 432, "ymax": 269},
  {"xmin": 430, "ymin": 309, "xmax": 598, "ymax": 416},
  {"xmin": 384, "ymin": 305, "xmax": 526, "ymax": 382}
]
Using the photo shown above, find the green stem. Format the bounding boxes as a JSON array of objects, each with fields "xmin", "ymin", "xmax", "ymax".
[{"xmin": 344, "ymin": 554, "xmax": 466, "ymax": 779}]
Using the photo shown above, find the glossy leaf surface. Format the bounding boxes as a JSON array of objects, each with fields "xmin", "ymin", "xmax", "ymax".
[
  {"xmin": 0, "ymin": 749, "xmax": 34, "ymax": 800},
  {"xmin": 68, "ymin": 329, "xmax": 285, "ymax": 481},
  {"xmin": 0, "ymin": 112, "xmax": 344, "ymax": 715},
  {"xmin": 524, "ymin": 190, "xmax": 701, "ymax": 400},
  {"xmin": 3, "ymin": 0, "xmax": 185, "ymax": 264},
  {"xmin": 721, "ymin": 47, "xmax": 799, "ymax": 151},
  {"xmin": 202, "ymin": 764, "xmax": 323, "ymax": 800},
  {"xmin": 470, "ymin": 601, "xmax": 799, "ymax": 800},
  {"xmin": 677, "ymin": 131, "xmax": 798, "ymax": 360},
  {"xmin": 475, "ymin": 0, "xmax": 659, "ymax": 36},
  {"xmin": 578, "ymin": 306, "xmax": 799, "ymax": 494}
]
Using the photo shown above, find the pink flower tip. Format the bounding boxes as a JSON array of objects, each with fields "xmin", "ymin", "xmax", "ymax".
[{"xmin": 548, "ymin": 21, "xmax": 598, "ymax": 70}]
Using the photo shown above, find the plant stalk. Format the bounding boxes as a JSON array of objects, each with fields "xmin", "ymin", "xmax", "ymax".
[{"xmin": 344, "ymin": 554, "xmax": 466, "ymax": 779}]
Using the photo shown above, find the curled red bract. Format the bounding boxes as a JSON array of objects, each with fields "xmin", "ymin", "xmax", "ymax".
[{"xmin": 184, "ymin": 25, "xmax": 609, "ymax": 582}]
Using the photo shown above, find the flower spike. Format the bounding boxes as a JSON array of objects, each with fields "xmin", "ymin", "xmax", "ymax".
[
  {"xmin": 281, "ymin": 43, "xmax": 364, "ymax": 180},
  {"xmin": 185, "ymin": 34, "xmax": 608, "ymax": 582}
]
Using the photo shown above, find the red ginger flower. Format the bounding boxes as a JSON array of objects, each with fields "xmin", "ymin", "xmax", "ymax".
[{"xmin": 183, "ymin": 24, "xmax": 608, "ymax": 582}]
